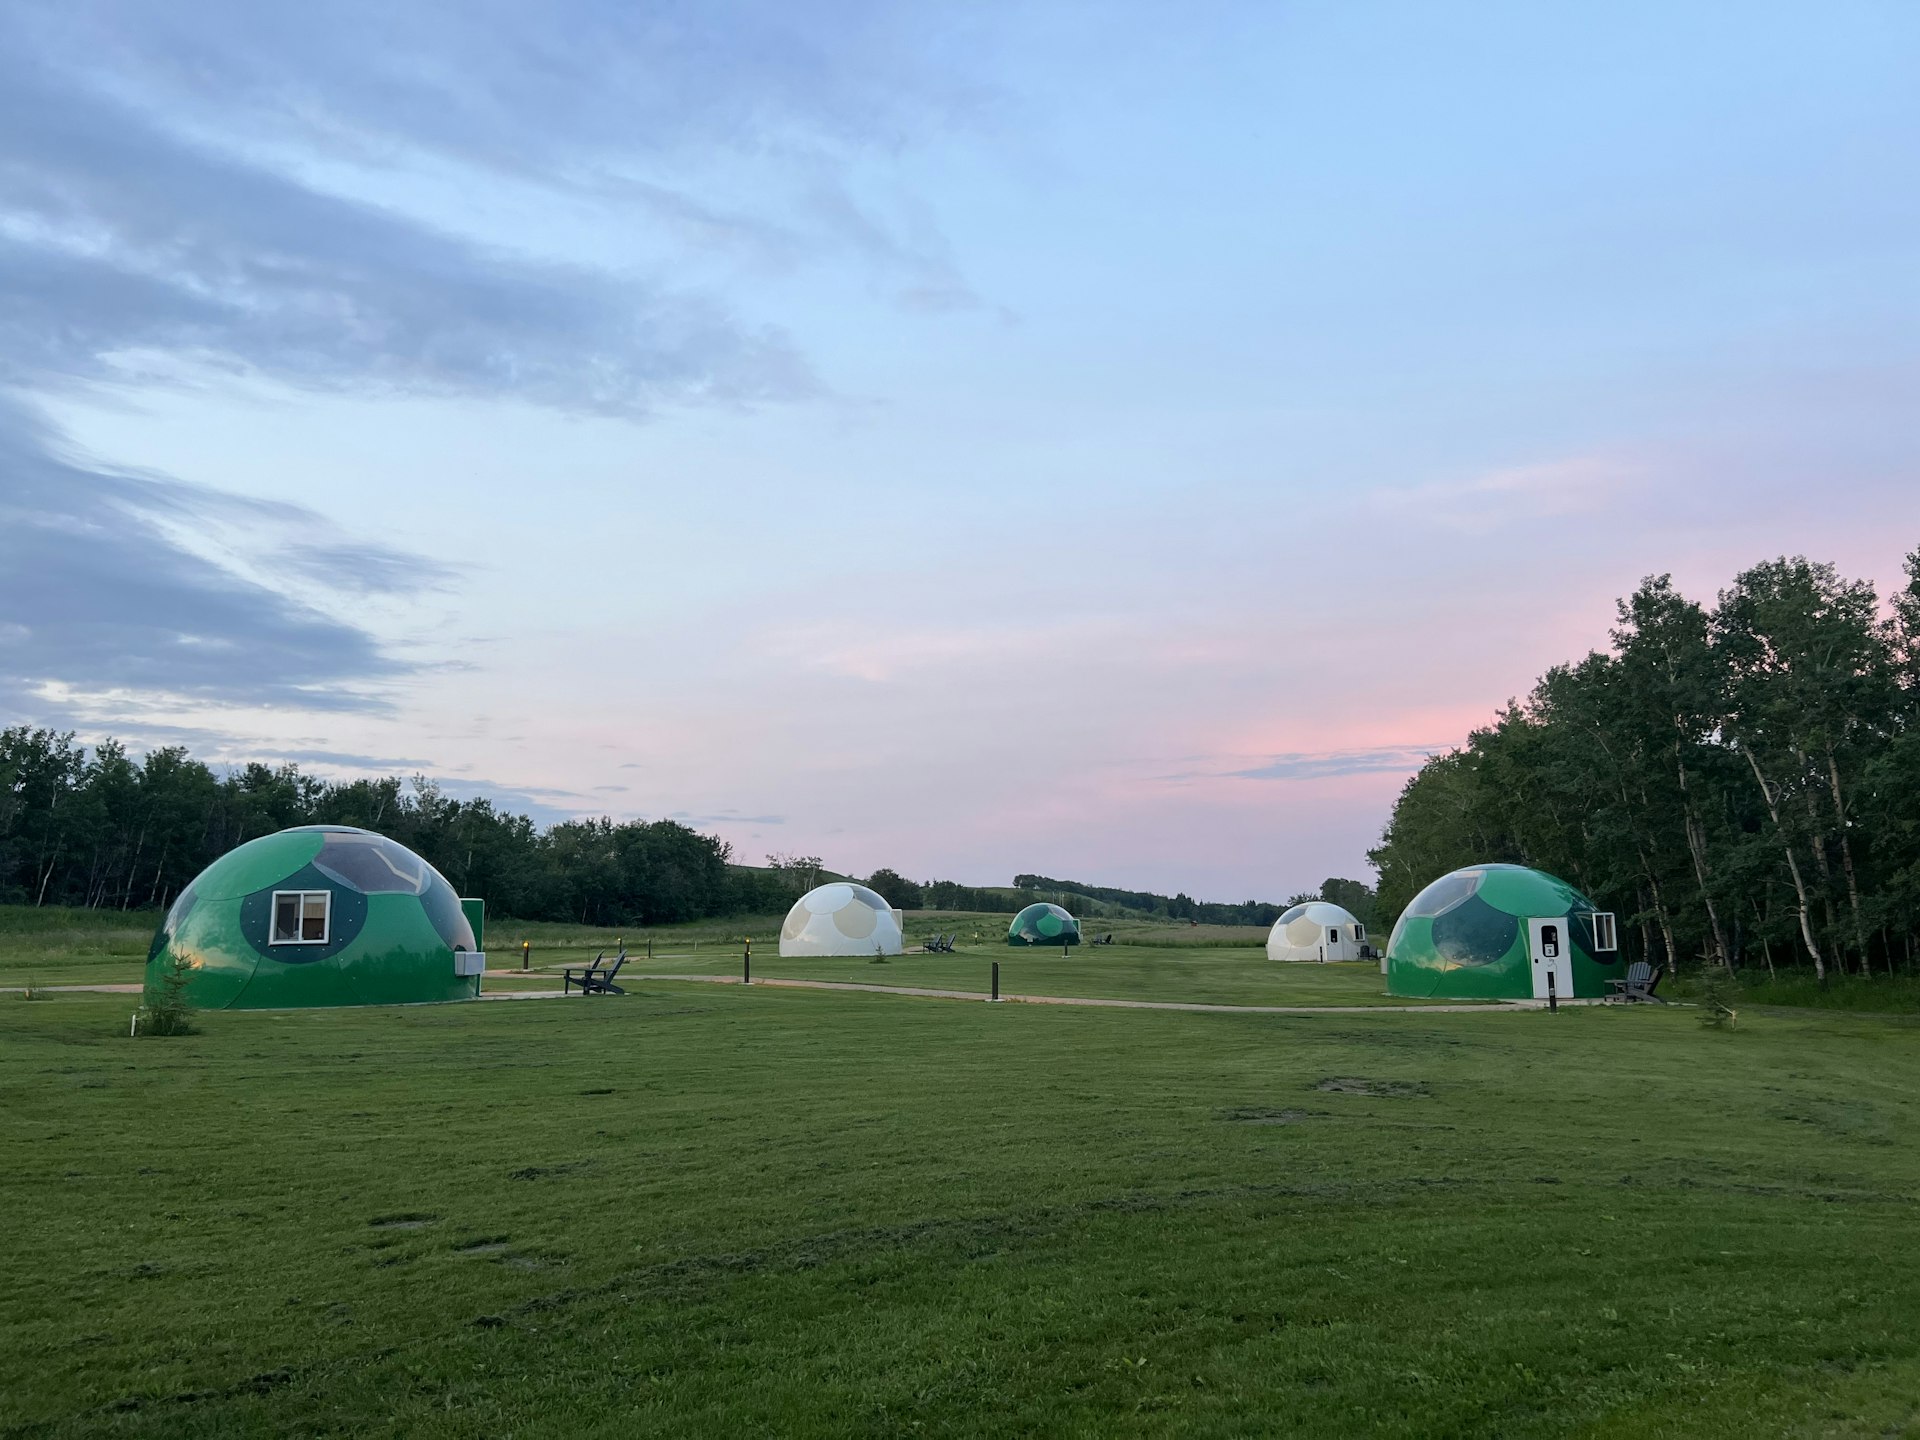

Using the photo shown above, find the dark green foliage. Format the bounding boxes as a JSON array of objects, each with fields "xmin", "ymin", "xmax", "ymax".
[
  {"xmin": 862, "ymin": 867, "xmax": 924, "ymax": 909},
  {"xmin": 1317, "ymin": 877, "xmax": 1377, "ymax": 926},
  {"xmin": 1371, "ymin": 550, "xmax": 1920, "ymax": 983},
  {"xmin": 0, "ymin": 742, "xmax": 751, "ymax": 928}
]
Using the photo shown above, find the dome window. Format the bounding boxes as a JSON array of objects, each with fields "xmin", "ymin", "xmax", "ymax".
[{"xmin": 271, "ymin": 890, "xmax": 331, "ymax": 945}]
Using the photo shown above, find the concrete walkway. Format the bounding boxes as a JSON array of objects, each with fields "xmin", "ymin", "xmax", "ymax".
[
  {"xmin": 617, "ymin": 972, "xmax": 1598, "ymax": 1014},
  {"xmin": 6, "ymin": 976, "xmax": 1609, "ymax": 1014}
]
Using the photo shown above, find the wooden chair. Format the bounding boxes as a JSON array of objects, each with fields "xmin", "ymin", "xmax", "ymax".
[
  {"xmin": 1607, "ymin": 960, "xmax": 1665, "ymax": 1004},
  {"xmin": 565, "ymin": 951, "xmax": 627, "ymax": 995}
]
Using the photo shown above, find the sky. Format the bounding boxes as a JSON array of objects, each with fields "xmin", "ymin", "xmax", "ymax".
[{"xmin": 4, "ymin": 1, "xmax": 1918, "ymax": 902}]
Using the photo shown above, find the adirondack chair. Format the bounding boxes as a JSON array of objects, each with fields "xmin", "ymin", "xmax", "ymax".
[
  {"xmin": 562, "ymin": 951, "xmax": 605, "ymax": 993},
  {"xmin": 565, "ymin": 950, "xmax": 627, "ymax": 995},
  {"xmin": 1606, "ymin": 960, "xmax": 1665, "ymax": 1004}
]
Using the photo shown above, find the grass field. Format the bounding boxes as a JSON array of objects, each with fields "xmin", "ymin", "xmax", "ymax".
[
  {"xmin": 627, "ymin": 948, "xmax": 1455, "ymax": 1009},
  {"xmin": 6, "ymin": 964, "xmax": 1920, "ymax": 1436},
  {"xmin": 482, "ymin": 909, "xmax": 1285, "ymax": 955},
  {"xmin": 0, "ymin": 906, "xmax": 159, "ymax": 989},
  {"xmin": 0, "ymin": 905, "xmax": 1431, "ymax": 1009},
  {"xmin": 7, "ymin": 905, "xmax": 1920, "ymax": 1434}
]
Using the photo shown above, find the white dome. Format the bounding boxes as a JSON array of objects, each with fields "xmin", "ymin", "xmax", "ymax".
[
  {"xmin": 778, "ymin": 883, "xmax": 905, "ymax": 957},
  {"xmin": 1266, "ymin": 901, "xmax": 1367, "ymax": 963}
]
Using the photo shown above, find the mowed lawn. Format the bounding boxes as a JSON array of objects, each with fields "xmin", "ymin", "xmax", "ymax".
[
  {"xmin": 0, "ymin": 903, "xmax": 1455, "ymax": 1009},
  {"xmin": 4, "ymin": 986, "xmax": 1919, "ymax": 1437},
  {"xmin": 625, "ymin": 947, "xmax": 1454, "ymax": 1009}
]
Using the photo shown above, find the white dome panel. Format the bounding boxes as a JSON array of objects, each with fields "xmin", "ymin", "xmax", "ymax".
[
  {"xmin": 1266, "ymin": 901, "xmax": 1366, "ymax": 963},
  {"xmin": 779, "ymin": 883, "xmax": 905, "ymax": 957}
]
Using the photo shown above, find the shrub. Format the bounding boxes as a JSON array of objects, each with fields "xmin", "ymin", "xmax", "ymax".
[
  {"xmin": 137, "ymin": 957, "xmax": 198, "ymax": 1037},
  {"xmin": 1697, "ymin": 966, "xmax": 1739, "ymax": 1030}
]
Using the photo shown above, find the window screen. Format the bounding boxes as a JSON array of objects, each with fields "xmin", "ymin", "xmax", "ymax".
[
  {"xmin": 1590, "ymin": 912, "xmax": 1619, "ymax": 952},
  {"xmin": 271, "ymin": 890, "xmax": 331, "ymax": 945},
  {"xmin": 1352, "ymin": 925, "xmax": 1364, "ymax": 941}
]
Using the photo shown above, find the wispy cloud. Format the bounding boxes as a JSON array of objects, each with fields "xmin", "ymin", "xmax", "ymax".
[
  {"xmin": 1234, "ymin": 749, "xmax": 1439, "ymax": 781},
  {"xmin": 0, "ymin": 4, "xmax": 1011, "ymax": 742},
  {"xmin": 0, "ymin": 51, "xmax": 812, "ymax": 415},
  {"xmin": 668, "ymin": 809, "xmax": 787, "ymax": 826},
  {"xmin": 243, "ymin": 748, "xmax": 438, "ymax": 770},
  {"xmin": 9, "ymin": 1, "xmax": 995, "ymax": 320},
  {"xmin": 1160, "ymin": 745, "xmax": 1445, "ymax": 783},
  {"xmin": 274, "ymin": 543, "xmax": 455, "ymax": 598},
  {"xmin": 1370, "ymin": 457, "xmax": 1639, "ymax": 533},
  {"xmin": 0, "ymin": 397, "xmax": 410, "ymax": 717}
]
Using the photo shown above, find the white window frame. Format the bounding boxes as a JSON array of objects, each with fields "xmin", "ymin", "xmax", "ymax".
[
  {"xmin": 270, "ymin": 889, "xmax": 332, "ymax": 946},
  {"xmin": 1588, "ymin": 911, "xmax": 1619, "ymax": 953},
  {"xmin": 1352, "ymin": 924, "xmax": 1365, "ymax": 942}
]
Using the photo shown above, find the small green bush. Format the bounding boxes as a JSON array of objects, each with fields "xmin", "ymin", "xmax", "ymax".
[
  {"xmin": 1697, "ymin": 966, "xmax": 1738, "ymax": 1029},
  {"xmin": 137, "ymin": 957, "xmax": 198, "ymax": 1037}
]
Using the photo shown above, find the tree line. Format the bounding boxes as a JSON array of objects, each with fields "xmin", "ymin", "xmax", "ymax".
[
  {"xmin": 1011, "ymin": 873, "xmax": 1377, "ymax": 927},
  {"xmin": 0, "ymin": 735, "xmax": 770, "ymax": 925},
  {"xmin": 1368, "ymin": 552, "xmax": 1920, "ymax": 981},
  {"xmin": 0, "ymin": 734, "xmax": 1334, "ymax": 930}
]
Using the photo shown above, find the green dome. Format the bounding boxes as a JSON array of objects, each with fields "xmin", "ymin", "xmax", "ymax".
[
  {"xmin": 1008, "ymin": 902, "xmax": 1080, "ymax": 946},
  {"xmin": 145, "ymin": 826, "xmax": 480, "ymax": 1010},
  {"xmin": 1385, "ymin": 863, "xmax": 1619, "ymax": 1000}
]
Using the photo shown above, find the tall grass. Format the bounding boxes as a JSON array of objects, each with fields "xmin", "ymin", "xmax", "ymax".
[
  {"xmin": 1673, "ymin": 967, "xmax": 1920, "ymax": 1014},
  {"xmin": 0, "ymin": 903, "xmax": 162, "ymax": 940}
]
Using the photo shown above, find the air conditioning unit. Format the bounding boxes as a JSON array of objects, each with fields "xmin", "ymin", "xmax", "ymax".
[{"xmin": 453, "ymin": 951, "xmax": 486, "ymax": 977}]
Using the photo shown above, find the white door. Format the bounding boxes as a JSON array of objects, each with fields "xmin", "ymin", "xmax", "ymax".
[{"xmin": 1528, "ymin": 918, "xmax": 1574, "ymax": 1000}]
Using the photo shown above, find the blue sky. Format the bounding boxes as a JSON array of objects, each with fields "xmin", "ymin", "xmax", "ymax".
[{"xmin": 5, "ymin": 1, "xmax": 1918, "ymax": 899}]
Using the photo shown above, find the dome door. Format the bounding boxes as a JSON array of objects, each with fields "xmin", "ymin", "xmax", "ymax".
[{"xmin": 1528, "ymin": 918, "xmax": 1574, "ymax": 1001}]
